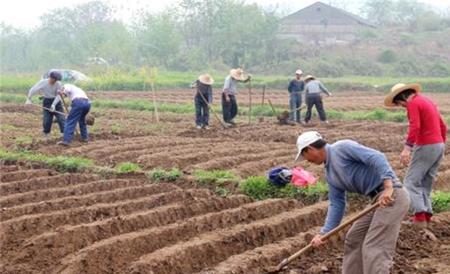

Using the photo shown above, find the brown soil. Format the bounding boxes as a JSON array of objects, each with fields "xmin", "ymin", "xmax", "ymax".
[
  {"xmin": 91, "ymin": 90, "xmax": 450, "ymax": 114},
  {"xmin": 1, "ymin": 163, "xmax": 450, "ymax": 274}
]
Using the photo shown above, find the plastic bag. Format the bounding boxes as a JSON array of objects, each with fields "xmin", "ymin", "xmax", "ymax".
[{"xmin": 291, "ymin": 166, "xmax": 317, "ymax": 187}]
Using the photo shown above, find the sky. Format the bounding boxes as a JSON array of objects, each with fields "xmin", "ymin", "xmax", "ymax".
[{"xmin": 1, "ymin": 0, "xmax": 450, "ymax": 30}]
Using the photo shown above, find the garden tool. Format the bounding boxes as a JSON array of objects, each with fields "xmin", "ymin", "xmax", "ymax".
[
  {"xmin": 267, "ymin": 201, "xmax": 381, "ymax": 273},
  {"xmin": 196, "ymin": 90, "xmax": 230, "ymax": 129}
]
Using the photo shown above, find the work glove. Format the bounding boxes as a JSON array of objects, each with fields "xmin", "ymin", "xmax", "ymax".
[
  {"xmin": 25, "ymin": 98, "xmax": 32, "ymax": 105},
  {"xmin": 50, "ymin": 105, "xmax": 56, "ymax": 112}
]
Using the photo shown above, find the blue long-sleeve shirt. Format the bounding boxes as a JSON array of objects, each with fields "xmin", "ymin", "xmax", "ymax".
[
  {"xmin": 320, "ymin": 140, "xmax": 400, "ymax": 234},
  {"xmin": 288, "ymin": 79, "xmax": 304, "ymax": 93}
]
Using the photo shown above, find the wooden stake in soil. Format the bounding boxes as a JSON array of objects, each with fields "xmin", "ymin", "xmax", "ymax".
[
  {"xmin": 267, "ymin": 99, "xmax": 277, "ymax": 116},
  {"xmin": 248, "ymin": 80, "xmax": 252, "ymax": 125},
  {"xmin": 261, "ymin": 84, "xmax": 266, "ymax": 106},
  {"xmin": 150, "ymin": 68, "xmax": 159, "ymax": 123}
]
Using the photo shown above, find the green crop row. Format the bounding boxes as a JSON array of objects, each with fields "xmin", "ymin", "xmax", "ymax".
[{"xmin": 1, "ymin": 72, "xmax": 449, "ymax": 92}]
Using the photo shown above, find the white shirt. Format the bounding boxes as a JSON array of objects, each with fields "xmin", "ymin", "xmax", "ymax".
[{"xmin": 51, "ymin": 84, "xmax": 88, "ymax": 107}]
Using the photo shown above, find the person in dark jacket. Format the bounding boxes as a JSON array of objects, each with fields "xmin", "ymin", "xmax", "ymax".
[
  {"xmin": 191, "ymin": 74, "xmax": 214, "ymax": 129},
  {"xmin": 287, "ymin": 69, "xmax": 305, "ymax": 123}
]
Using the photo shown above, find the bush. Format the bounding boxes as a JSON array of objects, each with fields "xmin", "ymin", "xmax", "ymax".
[
  {"xmin": 431, "ymin": 191, "xmax": 450, "ymax": 213},
  {"xmin": 429, "ymin": 62, "xmax": 450, "ymax": 77},
  {"xmin": 194, "ymin": 169, "xmax": 238, "ymax": 185},
  {"xmin": 239, "ymin": 176, "xmax": 280, "ymax": 200},
  {"xmin": 115, "ymin": 162, "xmax": 142, "ymax": 174},
  {"xmin": 147, "ymin": 167, "xmax": 182, "ymax": 182},
  {"xmin": 377, "ymin": 49, "xmax": 397, "ymax": 64}
]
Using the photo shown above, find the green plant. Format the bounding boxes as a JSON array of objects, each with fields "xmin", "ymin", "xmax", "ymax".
[
  {"xmin": 238, "ymin": 176, "xmax": 279, "ymax": 200},
  {"xmin": 110, "ymin": 123, "xmax": 123, "ymax": 135},
  {"xmin": 147, "ymin": 167, "xmax": 182, "ymax": 182},
  {"xmin": 115, "ymin": 162, "xmax": 142, "ymax": 174},
  {"xmin": 0, "ymin": 148, "xmax": 93, "ymax": 172},
  {"xmin": 194, "ymin": 169, "xmax": 238, "ymax": 185},
  {"xmin": 215, "ymin": 186, "xmax": 231, "ymax": 197},
  {"xmin": 431, "ymin": 191, "xmax": 450, "ymax": 213},
  {"xmin": 239, "ymin": 175, "xmax": 329, "ymax": 202}
]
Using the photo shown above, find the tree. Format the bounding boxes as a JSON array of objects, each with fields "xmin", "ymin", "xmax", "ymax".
[
  {"xmin": 361, "ymin": 0, "xmax": 396, "ymax": 26},
  {"xmin": 135, "ymin": 12, "xmax": 182, "ymax": 68}
]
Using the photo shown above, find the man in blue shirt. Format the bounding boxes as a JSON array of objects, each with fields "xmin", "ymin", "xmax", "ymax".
[
  {"xmin": 295, "ymin": 131, "xmax": 410, "ymax": 274},
  {"xmin": 287, "ymin": 70, "xmax": 305, "ymax": 123}
]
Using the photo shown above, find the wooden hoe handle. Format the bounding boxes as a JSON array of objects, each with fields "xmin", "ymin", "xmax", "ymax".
[{"xmin": 276, "ymin": 202, "xmax": 380, "ymax": 271}]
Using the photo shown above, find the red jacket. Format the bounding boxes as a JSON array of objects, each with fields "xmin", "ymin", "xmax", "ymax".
[{"xmin": 405, "ymin": 94, "xmax": 447, "ymax": 147}]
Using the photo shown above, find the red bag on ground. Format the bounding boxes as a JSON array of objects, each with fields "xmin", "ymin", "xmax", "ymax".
[{"xmin": 291, "ymin": 167, "xmax": 317, "ymax": 187}]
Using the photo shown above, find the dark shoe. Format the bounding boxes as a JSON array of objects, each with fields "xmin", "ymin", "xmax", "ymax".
[
  {"xmin": 81, "ymin": 139, "xmax": 89, "ymax": 143},
  {"xmin": 57, "ymin": 141, "xmax": 70, "ymax": 147}
]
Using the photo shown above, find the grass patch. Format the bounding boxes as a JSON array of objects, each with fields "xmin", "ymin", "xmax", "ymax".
[
  {"xmin": 115, "ymin": 162, "xmax": 142, "ymax": 174},
  {"xmin": 432, "ymin": 191, "xmax": 450, "ymax": 213},
  {"xmin": 13, "ymin": 135, "xmax": 34, "ymax": 147},
  {"xmin": 147, "ymin": 167, "xmax": 182, "ymax": 182},
  {"xmin": 0, "ymin": 148, "xmax": 93, "ymax": 172},
  {"xmin": 2, "ymin": 72, "xmax": 449, "ymax": 92},
  {"xmin": 194, "ymin": 169, "xmax": 239, "ymax": 185},
  {"xmin": 239, "ymin": 175, "xmax": 328, "ymax": 202}
]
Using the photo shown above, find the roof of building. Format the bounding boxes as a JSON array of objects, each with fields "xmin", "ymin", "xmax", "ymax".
[{"xmin": 281, "ymin": 2, "xmax": 376, "ymax": 28}]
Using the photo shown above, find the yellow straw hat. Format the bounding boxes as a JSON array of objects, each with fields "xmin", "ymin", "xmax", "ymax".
[
  {"xmin": 198, "ymin": 74, "xmax": 214, "ymax": 85},
  {"xmin": 384, "ymin": 83, "xmax": 421, "ymax": 107},
  {"xmin": 304, "ymin": 75, "xmax": 315, "ymax": 82},
  {"xmin": 230, "ymin": 68, "xmax": 249, "ymax": 81}
]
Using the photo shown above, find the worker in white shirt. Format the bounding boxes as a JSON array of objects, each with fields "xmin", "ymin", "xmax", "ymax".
[
  {"xmin": 25, "ymin": 71, "xmax": 65, "ymax": 139},
  {"xmin": 51, "ymin": 84, "xmax": 91, "ymax": 146}
]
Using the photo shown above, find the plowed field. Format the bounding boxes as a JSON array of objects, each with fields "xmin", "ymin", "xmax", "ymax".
[{"xmin": 1, "ymin": 164, "xmax": 449, "ymax": 274}]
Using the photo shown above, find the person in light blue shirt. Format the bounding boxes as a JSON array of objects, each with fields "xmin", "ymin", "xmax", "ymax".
[{"xmin": 295, "ymin": 131, "xmax": 410, "ymax": 274}]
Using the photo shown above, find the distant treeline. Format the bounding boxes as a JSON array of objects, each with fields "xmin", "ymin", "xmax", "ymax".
[{"xmin": 1, "ymin": 0, "xmax": 450, "ymax": 77}]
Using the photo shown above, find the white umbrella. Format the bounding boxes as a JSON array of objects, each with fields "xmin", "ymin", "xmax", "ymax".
[{"xmin": 42, "ymin": 69, "xmax": 92, "ymax": 82}]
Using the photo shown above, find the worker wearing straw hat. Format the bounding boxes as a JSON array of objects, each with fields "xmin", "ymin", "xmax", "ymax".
[
  {"xmin": 191, "ymin": 74, "xmax": 214, "ymax": 130},
  {"xmin": 222, "ymin": 68, "xmax": 250, "ymax": 125},
  {"xmin": 385, "ymin": 83, "xmax": 447, "ymax": 228},
  {"xmin": 296, "ymin": 131, "xmax": 409, "ymax": 274},
  {"xmin": 287, "ymin": 69, "xmax": 305, "ymax": 123},
  {"xmin": 303, "ymin": 75, "xmax": 332, "ymax": 124}
]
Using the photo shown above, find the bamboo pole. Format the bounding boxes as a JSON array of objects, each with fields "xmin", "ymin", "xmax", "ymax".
[
  {"xmin": 248, "ymin": 80, "xmax": 252, "ymax": 125},
  {"xmin": 261, "ymin": 84, "xmax": 266, "ymax": 106}
]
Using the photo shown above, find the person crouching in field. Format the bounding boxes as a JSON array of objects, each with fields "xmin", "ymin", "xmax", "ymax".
[
  {"xmin": 222, "ymin": 68, "xmax": 251, "ymax": 126},
  {"xmin": 191, "ymin": 74, "xmax": 214, "ymax": 130},
  {"xmin": 287, "ymin": 69, "xmax": 305, "ymax": 123},
  {"xmin": 51, "ymin": 84, "xmax": 91, "ymax": 146},
  {"xmin": 25, "ymin": 71, "xmax": 65, "ymax": 140},
  {"xmin": 296, "ymin": 131, "xmax": 410, "ymax": 274},
  {"xmin": 385, "ymin": 83, "xmax": 447, "ymax": 228},
  {"xmin": 304, "ymin": 75, "xmax": 332, "ymax": 124}
]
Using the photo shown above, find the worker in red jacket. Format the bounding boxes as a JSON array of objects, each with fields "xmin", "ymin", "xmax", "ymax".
[{"xmin": 385, "ymin": 83, "xmax": 447, "ymax": 228}]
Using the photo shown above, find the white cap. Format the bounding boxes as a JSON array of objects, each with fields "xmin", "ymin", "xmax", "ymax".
[
  {"xmin": 295, "ymin": 69, "xmax": 303, "ymax": 75},
  {"xmin": 295, "ymin": 131, "xmax": 323, "ymax": 161}
]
